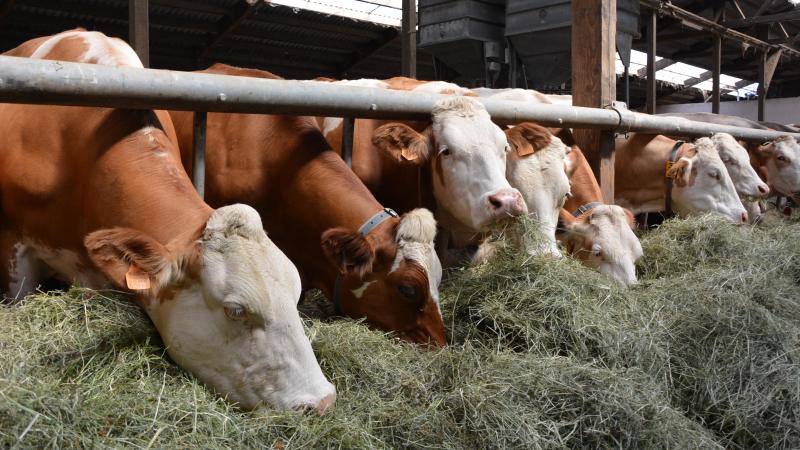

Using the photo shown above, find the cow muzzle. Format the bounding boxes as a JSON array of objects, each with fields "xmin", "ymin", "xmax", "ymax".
[{"xmin": 487, "ymin": 189, "xmax": 527, "ymax": 219}]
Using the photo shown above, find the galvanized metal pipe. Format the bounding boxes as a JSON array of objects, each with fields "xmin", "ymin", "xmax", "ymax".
[
  {"xmin": 0, "ymin": 56, "xmax": 798, "ymax": 142},
  {"xmin": 341, "ymin": 117, "xmax": 355, "ymax": 168},
  {"xmin": 192, "ymin": 111, "xmax": 207, "ymax": 199}
]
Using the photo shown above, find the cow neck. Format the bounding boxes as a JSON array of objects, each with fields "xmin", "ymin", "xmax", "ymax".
[
  {"xmin": 98, "ymin": 110, "xmax": 212, "ymax": 250},
  {"xmin": 563, "ymin": 145, "xmax": 604, "ymax": 212},
  {"xmin": 615, "ymin": 134, "xmax": 680, "ymax": 213}
]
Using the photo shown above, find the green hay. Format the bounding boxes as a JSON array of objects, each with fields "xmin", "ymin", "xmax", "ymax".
[{"xmin": 2, "ymin": 214, "xmax": 800, "ymax": 449}]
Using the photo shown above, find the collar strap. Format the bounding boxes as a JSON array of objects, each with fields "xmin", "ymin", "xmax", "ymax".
[
  {"xmin": 571, "ymin": 201, "xmax": 603, "ymax": 218},
  {"xmin": 332, "ymin": 208, "xmax": 399, "ymax": 315},
  {"xmin": 665, "ymin": 140, "xmax": 685, "ymax": 217}
]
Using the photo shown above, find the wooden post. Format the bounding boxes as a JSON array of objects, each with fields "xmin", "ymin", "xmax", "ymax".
[
  {"xmin": 646, "ymin": 8, "xmax": 657, "ymax": 115},
  {"xmin": 401, "ymin": 0, "xmax": 416, "ymax": 78},
  {"xmin": 712, "ymin": 34, "xmax": 721, "ymax": 113},
  {"xmin": 128, "ymin": 0, "xmax": 149, "ymax": 68},
  {"xmin": 572, "ymin": 0, "xmax": 616, "ymax": 203}
]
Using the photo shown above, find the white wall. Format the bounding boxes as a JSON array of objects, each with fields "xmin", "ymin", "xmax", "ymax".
[{"xmin": 656, "ymin": 96, "xmax": 800, "ymax": 125}]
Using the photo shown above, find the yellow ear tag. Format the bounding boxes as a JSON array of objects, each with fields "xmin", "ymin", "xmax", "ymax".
[
  {"xmin": 400, "ymin": 147, "xmax": 418, "ymax": 161},
  {"xmin": 516, "ymin": 145, "xmax": 534, "ymax": 157},
  {"xmin": 125, "ymin": 265, "xmax": 151, "ymax": 290},
  {"xmin": 665, "ymin": 160, "xmax": 675, "ymax": 177}
]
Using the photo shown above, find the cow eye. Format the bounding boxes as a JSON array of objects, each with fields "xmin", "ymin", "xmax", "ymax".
[
  {"xmin": 223, "ymin": 303, "xmax": 247, "ymax": 320},
  {"xmin": 438, "ymin": 145, "xmax": 450, "ymax": 156},
  {"xmin": 709, "ymin": 171, "xmax": 721, "ymax": 180},
  {"xmin": 398, "ymin": 284, "xmax": 417, "ymax": 300},
  {"xmin": 777, "ymin": 155, "xmax": 788, "ymax": 162}
]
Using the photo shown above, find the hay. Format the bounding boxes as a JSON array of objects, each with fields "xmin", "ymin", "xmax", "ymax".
[{"xmin": 2, "ymin": 213, "xmax": 800, "ymax": 449}]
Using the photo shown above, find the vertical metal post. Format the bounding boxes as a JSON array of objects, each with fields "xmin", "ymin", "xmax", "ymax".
[
  {"xmin": 646, "ymin": 8, "xmax": 657, "ymax": 114},
  {"xmin": 401, "ymin": 0, "xmax": 417, "ymax": 78},
  {"xmin": 128, "ymin": 0, "xmax": 149, "ymax": 68},
  {"xmin": 758, "ymin": 51, "xmax": 766, "ymax": 121},
  {"xmin": 572, "ymin": 0, "xmax": 617, "ymax": 204},
  {"xmin": 192, "ymin": 112, "xmax": 207, "ymax": 199},
  {"xmin": 342, "ymin": 117, "xmax": 354, "ymax": 168},
  {"xmin": 712, "ymin": 34, "xmax": 721, "ymax": 114}
]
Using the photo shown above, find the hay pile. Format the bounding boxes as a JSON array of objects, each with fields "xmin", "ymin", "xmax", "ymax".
[{"xmin": 2, "ymin": 214, "xmax": 800, "ymax": 449}]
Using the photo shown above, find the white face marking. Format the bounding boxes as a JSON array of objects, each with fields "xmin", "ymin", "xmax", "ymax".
[
  {"xmin": 506, "ymin": 135, "xmax": 572, "ymax": 257},
  {"xmin": 713, "ymin": 133, "xmax": 768, "ymax": 199},
  {"xmin": 392, "ymin": 209, "xmax": 443, "ymax": 312},
  {"xmin": 431, "ymin": 97, "xmax": 526, "ymax": 231},
  {"xmin": 30, "ymin": 30, "xmax": 144, "ymax": 68},
  {"xmin": 351, "ymin": 280, "xmax": 376, "ymax": 299},
  {"xmin": 672, "ymin": 139, "xmax": 747, "ymax": 223},
  {"xmin": 322, "ymin": 117, "xmax": 343, "ymax": 138},
  {"xmin": 145, "ymin": 205, "xmax": 334, "ymax": 411},
  {"xmin": 765, "ymin": 138, "xmax": 800, "ymax": 197},
  {"xmin": 572, "ymin": 206, "xmax": 643, "ymax": 286}
]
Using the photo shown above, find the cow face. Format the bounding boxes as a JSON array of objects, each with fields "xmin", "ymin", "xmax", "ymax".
[
  {"xmin": 756, "ymin": 136, "xmax": 800, "ymax": 199},
  {"xmin": 372, "ymin": 97, "xmax": 527, "ymax": 232},
  {"xmin": 667, "ymin": 138, "xmax": 748, "ymax": 224},
  {"xmin": 321, "ymin": 208, "xmax": 446, "ymax": 346},
  {"xmin": 504, "ymin": 123, "xmax": 572, "ymax": 256},
  {"xmin": 712, "ymin": 133, "xmax": 769, "ymax": 199},
  {"xmin": 85, "ymin": 205, "xmax": 335, "ymax": 412},
  {"xmin": 561, "ymin": 205, "xmax": 643, "ymax": 286}
]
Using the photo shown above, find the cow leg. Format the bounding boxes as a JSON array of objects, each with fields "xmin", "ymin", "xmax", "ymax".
[{"xmin": 0, "ymin": 231, "xmax": 49, "ymax": 301}]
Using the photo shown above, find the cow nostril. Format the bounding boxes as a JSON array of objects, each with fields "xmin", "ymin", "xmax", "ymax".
[
  {"xmin": 758, "ymin": 185, "xmax": 769, "ymax": 195},
  {"xmin": 741, "ymin": 212, "xmax": 749, "ymax": 223},
  {"xmin": 488, "ymin": 196, "xmax": 503, "ymax": 210}
]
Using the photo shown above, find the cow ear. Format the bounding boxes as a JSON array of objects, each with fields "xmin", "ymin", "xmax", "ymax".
[
  {"xmin": 667, "ymin": 158, "xmax": 693, "ymax": 187},
  {"xmin": 321, "ymin": 228, "xmax": 376, "ymax": 278},
  {"xmin": 372, "ymin": 123, "xmax": 431, "ymax": 166},
  {"xmin": 84, "ymin": 228, "xmax": 173, "ymax": 291},
  {"xmin": 621, "ymin": 208, "xmax": 636, "ymax": 228},
  {"xmin": 756, "ymin": 141, "xmax": 775, "ymax": 156},
  {"xmin": 505, "ymin": 123, "xmax": 552, "ymax": 157}
]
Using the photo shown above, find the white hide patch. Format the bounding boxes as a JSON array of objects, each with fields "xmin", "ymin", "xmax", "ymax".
[
  {"xmin": 30, "ymin": 30, "xmax": 144, "ymax": 68},
  {"xmin": 333, "ymin": 79, "xmax": 389, "ymax": 89},
  {"xmin": 712, "ymin": 133, "xmax": 767, "ymax": 199},
  {"xmin": 391, "ymin": 209, "xmax": 442, "ymax": 311},
  {"xmin": 412, "ymin": 81, "xmax": 475, "ymax": 96},
  {"xmin": 322, "ymin": 117, "xmax": 342, "ymax": 138},
  {"xmin": 8, "ymin": 239, "xmax": 104, "ymax": 297},
  {"xmin": 351, "ymin": 280, "xmax": 376, "ymax": 299}
]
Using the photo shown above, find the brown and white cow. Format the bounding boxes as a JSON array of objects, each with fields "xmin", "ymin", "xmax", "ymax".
[
  {"xmin": 321, "ymin": 79, "xmax": 528, "ymax": 250},
  {"xmin": 615, "ymin": 134, "xmax": 748, "ymax": 223},
  {"xmin": 169, "ymin": 65, "xmax": 446, "ymax": 347},
  {"xmin": 0, "ymin": 30, "xmax": 335, "ymax": 412}
]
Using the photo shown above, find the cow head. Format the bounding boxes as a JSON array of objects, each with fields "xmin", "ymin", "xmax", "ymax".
[
  {"xmin": 372, "ymin": 97, "xmax": 527, "ymax": 232},
  {"xmin": 321, "ymin": 208, "xmax": 446, "ymax": 346},
  {"xmin": 560, "ymin": 205, "xmax": 643, "ymax": 286},
  {"xmin": 666, "ymin": 138, "xmax": 748, "ymax": 224},
  {"xmin": 85, "ymin": 204, "xmax": 335, "ymax": 413},
  {"xmin": 504, "ymin": 123, "xmax": 572, "ymax": 256},
  {"xmin": 712, "ymin": 133, "xmax": 769, "ymax": 200},
  {"xmin": 754, "ymin": 136, "xmax": 800, "ymax": 199}
]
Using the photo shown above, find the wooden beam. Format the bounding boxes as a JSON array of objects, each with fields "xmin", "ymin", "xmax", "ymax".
[
  {"xmin": 758, "ymin": 51, "xmax": 766, "ymax": 121},
  {"xmin": 401, "ymin": 0, "xmax": 416, "ymax": 78},
  {"xmin": 198, "ymin": 0, "xmax": 259, "ymax": 64},
  {"xmin": 572, "ymin": 0, "xmax": 616, "ymax": 203},
  {"xmin": 128, "ymin": 0, "xmax": 149, "ymax": 67},
  {"xmin": 712, "ymin": 34, "xmax": 721, "ymax": 113},
  {"xmin": 646, "ymin": 8, "xmax": 657, "ymax": 114},
  {"xmin": 637, "ymin": 56, "xmax": 673, "ymax": 77},
  {"xmin": 723, "ymin": 10, "xmax": 800, "ymax": 28}
]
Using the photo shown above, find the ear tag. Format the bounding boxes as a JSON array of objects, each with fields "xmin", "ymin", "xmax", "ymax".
[
  {"xmin": 516, "ymin": 145, "xmax": 535, "ymax": 157},
  {"xmin": 125, "ymin": 265, "xmax": 151, "ymax": 290},
  {"xmin": 665, "ymin": 161, "xmax": 675, "ymax": 177},
  {"xmin": 401, "ymin": 147, "xmax": 418, "ymax": 161}
]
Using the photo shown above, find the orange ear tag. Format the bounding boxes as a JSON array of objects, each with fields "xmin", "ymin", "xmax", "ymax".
[
  {"xmin": 125, "ymin": 265, "xmax": 151, "ymax": 290},
  {"xmin": 401, "ymin": 147, "xmax": 418, "ymax": 161},
  {"xmin": 665, "ymin": 161, "xmax": 675, "ymax": 177},
  {"xmin": 516, "ymin": 145, "xmax": 535, "ymax": 157}
]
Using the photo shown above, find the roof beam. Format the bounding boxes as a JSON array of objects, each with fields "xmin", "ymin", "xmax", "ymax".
[
  {"xmin": 722, "ymin": 10, "xmax": 800, "ymax": 28},
  {"xmin": 683, "ymin": 70, "xmax": 712, "ymax": 87},
  {"xmin": 636, "ymin": 57, "xmax": 674, "ymax": 77},
  {"xmin": 198, "ymin": 0, "xmax": 260, "ymax": 64},
  {"xmin": 639, "ymin": 0, "xmax": 800, "ymax": 58}
]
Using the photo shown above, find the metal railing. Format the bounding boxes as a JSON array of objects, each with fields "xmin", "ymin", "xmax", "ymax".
[{"xmin": 0, "ymin": 55, "xmax": 798, "ymax": 197}]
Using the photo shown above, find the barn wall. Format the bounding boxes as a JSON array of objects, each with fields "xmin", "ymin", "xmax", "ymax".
[{"xmin": 656, "ymin": 96, "xmax": 800, "ymax": 125}]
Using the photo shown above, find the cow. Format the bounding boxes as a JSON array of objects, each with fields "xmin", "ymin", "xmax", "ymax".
[
  {"xmin": 659, "ymin": 112, "xmax": 800, "ymax": 200},
  {"xmin": 320, "ymin": 79, "xmax": 529, "ymax": 253},
  {"xmin": 474, "ymin": 88, "xmax": 643, "ymax": 282},
  {"xmin": 615, "ymin": 133, "xmax": 748, "ymax": 223},
  {"xmin": 0, "ymin": 30, "xmax": 335, "ymax": 412},
  {"xmin": 169, "ymin": 65, "xmax": 446, "ymax": 347}
]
